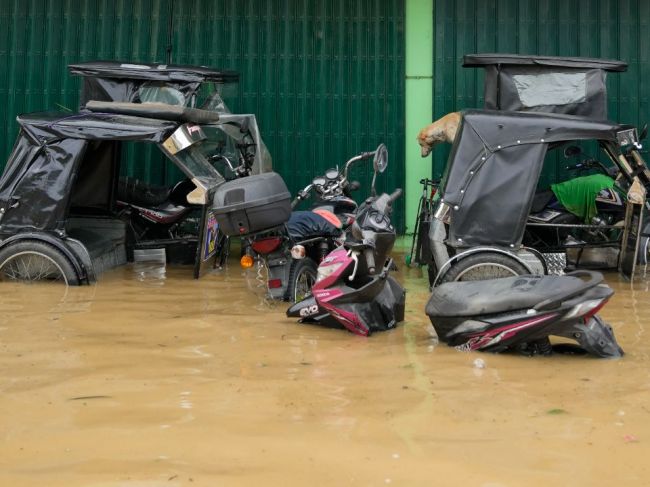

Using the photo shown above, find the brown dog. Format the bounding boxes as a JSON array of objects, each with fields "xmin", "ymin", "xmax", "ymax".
[{"xmin": 417, "ymin": 112, "xmax": 461, "ymax": 157}]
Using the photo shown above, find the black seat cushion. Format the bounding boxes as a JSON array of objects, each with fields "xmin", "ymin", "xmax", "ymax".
[
  {"xmin": 426, "ymin": 274, "xmax": 594, "ymax": 318},
  {"xmin": 530, "ymin": 189, "xmax": 555, "ymax": 213}
]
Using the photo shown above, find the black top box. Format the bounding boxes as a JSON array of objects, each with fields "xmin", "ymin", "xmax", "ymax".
[{"xmin": 212, "ymin": 172, "xmax": 291, "ymax": 236}]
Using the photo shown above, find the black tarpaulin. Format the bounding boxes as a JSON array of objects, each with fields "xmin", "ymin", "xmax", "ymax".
[
  {"xmin": 441, "ymin": 110, "xmax": 627, "ymax": 248},
  {"xmin": 0, "ymin": 136, "xmax": 87, "ymax": 232},
  {"xmin": 0, "ymin": 113, "xmax": 178, "ymax": 233},
  {"xmin": 17, "ymin": 112, "xmax": 177, "ymax": 143},
  {"xmin": 463, "ymin": 54, "xmax": 627, "ymax": 120},
  {"xmin": 69, "ymin": 61, "xmax": 239, "ymax": 106}
]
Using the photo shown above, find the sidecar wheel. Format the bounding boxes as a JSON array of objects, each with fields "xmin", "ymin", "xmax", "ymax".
[
  {"xmin": 286, "ymin": 258, "xmax": 318, "ymax": 303},
  {"xmin": 0, "ymin": 241, "xmax": 79, "ymax": 285},
  {"xmin": 441, "ymin": 252, "xmax": 528, "ymax": 283},
  {"xmin": 639, "ymin": 236, "xmax": 649, "ymax": 265}
]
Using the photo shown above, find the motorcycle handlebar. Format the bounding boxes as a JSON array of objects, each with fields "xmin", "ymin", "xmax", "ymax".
[{"xmin": 291, "ymin": 184, "xmax": 313, "ymax": 209}]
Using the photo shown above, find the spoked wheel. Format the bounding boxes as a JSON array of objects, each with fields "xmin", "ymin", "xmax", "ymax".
[
  {"xmin": 0, "ymin": 241, "xmax": 79, "ymax": 285},
  {"xmin": 286, "ymin": 258, "xmax": 318, "ymax": 302},
  {"xmin": 441, "ymin": 252, "xmax": 528, "ymax": 283}
]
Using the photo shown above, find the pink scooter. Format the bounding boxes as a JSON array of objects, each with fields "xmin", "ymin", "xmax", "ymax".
[{"xmin": 287, "ymin": 145, "xmax": 405, "ymax": 336}]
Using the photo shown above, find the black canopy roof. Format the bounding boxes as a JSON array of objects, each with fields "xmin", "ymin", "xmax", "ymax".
[
  {"xmin": 17, "ymin": 111, "xmax": 178, "ymax": 143},
  {"xmin": 463, "ymin": 53, "xmax": 628, "ymax": 72},
  {"xmin": 69, "ymin": 61, "xmax": 240, "ymax": 83}
]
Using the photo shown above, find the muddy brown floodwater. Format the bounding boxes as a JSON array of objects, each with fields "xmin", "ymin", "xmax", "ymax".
[{"xmin": 1, "ymin": 256, "xmax": 650, "ymax": 486}]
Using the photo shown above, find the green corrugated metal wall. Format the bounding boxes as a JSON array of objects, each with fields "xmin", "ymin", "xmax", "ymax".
[
  {"xmin": 0, "ymin": 0, "xmax": 406, "ymax": 230},
  {"xmin": 432, "ymin": 0, "xmax": 649, "ymax": 188}
]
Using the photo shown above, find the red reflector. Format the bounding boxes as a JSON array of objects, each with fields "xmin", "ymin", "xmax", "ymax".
[
  {"xmin": 585, "ymin": 298, "xmax": 608, "ymax": 319},
  {"xmin": 251, "ymin": 237, "xmax": 282, "ymax": 254},
  {"xmin": 267, "ymin": 278, "xmax": 282, "ymax": 289}
]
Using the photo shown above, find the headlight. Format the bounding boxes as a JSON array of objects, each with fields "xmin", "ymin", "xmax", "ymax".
[
  {"xmin": 617, "ymin": 128, "xmax": 639, "ymax": 148},
  {"xmin": 316, "ymin": 262, "xmax": 343, "ymax": 282}
]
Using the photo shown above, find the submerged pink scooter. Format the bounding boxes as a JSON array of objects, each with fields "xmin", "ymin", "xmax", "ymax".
[{"xmin": 287, "ymin": 145, "xmax": 405, "ymax": 336}]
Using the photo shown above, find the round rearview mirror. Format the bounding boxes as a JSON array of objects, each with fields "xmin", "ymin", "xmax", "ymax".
[
  {"xmin": 373, "ymin": 143, "xmax": 388, "ymax": 173},
  {"xmin": 563, "ymin": 145, "xmax": 582, "ymax": 158}
]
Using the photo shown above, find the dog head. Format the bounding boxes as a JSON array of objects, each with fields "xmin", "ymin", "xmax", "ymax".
[
  {"xmin": 417, "ymin": 112, "xmax": 461, "ymax": 158},
  {"xmin": 417, "ymin": 124, "xmax": 445, "ymax": 158}
]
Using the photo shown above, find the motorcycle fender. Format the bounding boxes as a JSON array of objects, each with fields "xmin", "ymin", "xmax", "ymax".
[
  {"xmin": 267, "ymin": 264, "xmax": 289, "ymax": 300},
  {"xmin": 0, "ymin": 232, "xmax": 89, "ymax": 284}
]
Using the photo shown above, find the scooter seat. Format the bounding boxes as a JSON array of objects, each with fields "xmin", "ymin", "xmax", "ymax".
[{"xmin": 426, "ymin": 273, "xmax": 602, "ymax": 318}]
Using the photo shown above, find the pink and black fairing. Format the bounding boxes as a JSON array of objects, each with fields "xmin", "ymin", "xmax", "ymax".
[
  {"xmin": 425, "ymin": 271, "xmax": 623, "ymax": 358},
  {"xmin": 287, "ymin": 189, "xmax": 406, "ymax": 336},
  {"xmin": 286, "ymin": 247, "xmax": 405, "ymax": 335}
]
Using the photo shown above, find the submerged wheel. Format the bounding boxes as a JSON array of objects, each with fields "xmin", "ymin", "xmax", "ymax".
[
  {"xmin": 441, "ymin": 252, "xmax": 528, "ymax": 283},
  {"xmin": 0, "ymin": 241, "xmax": 79, "ymax": 285},
  {"xmin": 637, "ymin": 236, "xmax": 649, "ymax": 266},
  {"xmin": 286, "ymin": 258, "xmax": 318, "ymax": 302}
]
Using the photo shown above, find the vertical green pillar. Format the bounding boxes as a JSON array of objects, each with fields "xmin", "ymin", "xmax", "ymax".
[{"xmin": 405, "ymin": 0, "xmax": 434, "ymax": 233}]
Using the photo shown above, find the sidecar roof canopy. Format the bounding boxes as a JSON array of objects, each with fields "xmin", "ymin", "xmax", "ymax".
[
  {"xmin": 69, "ymin": 61, "xmax": 239, "ymax": 106},
  {"xmin": 463, "ymin": 53, "xmax": 628, "ymax": 120},
  {"xmin": 441, "ymin": 109, "xmax": 632, "ymax": 248},
  {"xmin": 69, "ymin": 61, "xmax": 240, "ymax": 83},
  {"xmin": 17, "ymin": 111, "xmax": 177, "ymax": 143}
]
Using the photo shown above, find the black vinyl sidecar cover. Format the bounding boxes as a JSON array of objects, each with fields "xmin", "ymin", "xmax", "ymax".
[
  {"xmin": 441, "ymin": 110, "xmax": 630, "ymax": 248},
  {"xmin": 0, "ymin": 112, "xmax": 177, "ymax": 234}
]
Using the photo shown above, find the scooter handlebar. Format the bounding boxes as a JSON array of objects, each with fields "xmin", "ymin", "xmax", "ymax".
[{"xmin": 388, "ymin": 188, "xmax": 403, "ymax": 203}]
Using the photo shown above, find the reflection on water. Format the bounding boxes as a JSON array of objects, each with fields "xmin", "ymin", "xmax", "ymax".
[{"xmin": 1, "ymin": 261, "xmax": 650, "ymax": 486}]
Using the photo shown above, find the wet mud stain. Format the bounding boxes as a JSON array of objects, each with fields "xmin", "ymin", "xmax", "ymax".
[{"xmin": 1, "ymin": 260, "xmax": 650, "ymax": 486}]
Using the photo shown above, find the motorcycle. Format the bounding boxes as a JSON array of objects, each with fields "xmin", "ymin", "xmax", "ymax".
[
  {"xmin": 425, "ymin": 270, "xmax": 623, "ymax": 358},
  {"xmin": 525, "ymin": 144, "xmax": 649, "ymax": 269},
  {"xmin": 117, "ymin": 124, "xmax": 258, "ymax": 264},
  {"xmin": 287, "ymin": 145, "xmax": 406, "ymax": 336},
  {"xmin": 244, "ymin": 146, "xmax": 384, "ymax": 302},
  {"xmin": 527, "ymin": 145, "xmax": 625, "ymax": 237}
]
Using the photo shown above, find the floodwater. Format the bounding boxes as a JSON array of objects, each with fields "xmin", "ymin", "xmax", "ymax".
[{"xmin": 1, "ymin": 257, "xmax": 649, "ymax": 487}]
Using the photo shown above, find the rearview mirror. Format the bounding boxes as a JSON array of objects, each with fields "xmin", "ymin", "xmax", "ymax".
[
  {"xmin": 373, "ymin": 143, "xmax": 388, "ymax": 173},
  {"xmin": 563, "ymin": 145, "xmax": 582, "ymax": 159}
]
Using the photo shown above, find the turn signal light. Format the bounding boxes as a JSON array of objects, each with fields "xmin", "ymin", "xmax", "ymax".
[
  {"xmin": 291, "ymin": 245, "xmax": 306, "ymax": 259},
  {"xmin": 240, "ymin": 254, "xmax": 255, "ymax": 268}
]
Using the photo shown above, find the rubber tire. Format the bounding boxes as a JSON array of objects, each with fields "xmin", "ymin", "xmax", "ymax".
[
  {"xmin": 0, "ymin": 241, "xmax": 79, "ymax": 285},
  {"xmin": 440, "ymin": 252, "xmax": 529, "ymax": 283},
  {"xmin": 639, "ymin": 236, "xmax": 650, "ymax": 265},
  {"xmin": 286, "ymin": 258, "xmax": 318, "ymax": 303}
]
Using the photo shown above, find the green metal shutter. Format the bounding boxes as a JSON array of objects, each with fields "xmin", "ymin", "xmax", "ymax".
[
  {"xmin": 171, "ymin": 0, "xmax": 406, "ymax": 230},
  {"xmin": 0, "ymin": 0, "xmax": 173, "ymax": 182},
  {"xmin": 433, "ymin": 0, "xmax": 648, "ymax": 188}
]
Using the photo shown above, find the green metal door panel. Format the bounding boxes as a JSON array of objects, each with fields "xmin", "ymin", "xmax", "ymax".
[
  {"xmin": 433, "ymin": 0, "xmax": 650, "ymax": 191},
  {"xmin": 0, "ymin": 0, "xmax": 172, "ymax": 184},
  {"xmin": 171, "ymin": 0, "xmax": 406, "ymax": 229}
]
